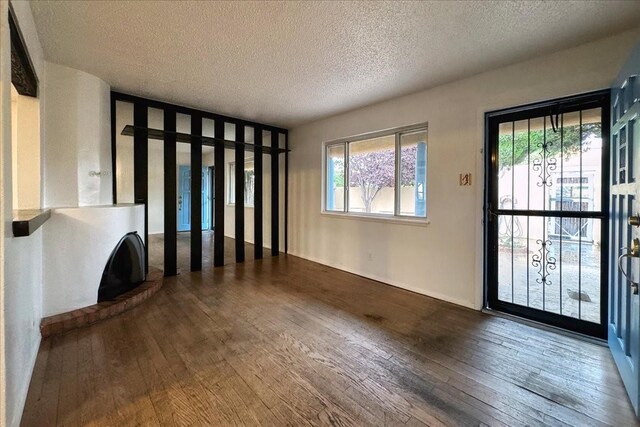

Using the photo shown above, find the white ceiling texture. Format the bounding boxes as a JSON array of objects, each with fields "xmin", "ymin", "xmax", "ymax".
[{"xmin": 30, "ymin": 1, "xmax": 640, "ymax": 128}]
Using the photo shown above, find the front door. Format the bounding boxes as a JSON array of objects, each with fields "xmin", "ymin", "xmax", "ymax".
[
  {"xmin": 486, "ymin": 91, "xmax": 610, "ymax": 338},
  {"xmin": 178, "ymin": 165, "xmax": 191, "ymax": 231},
  {"xmin": 609, "ymin": 42, "xmax": 640, "ymax": 416},
  {"xmin": 201, "ymin": 167, "xmax": 211, "ymax": 230},
  {"xmin": 178, "ymin": 165, "xmax": 211, "ymax": 232}
]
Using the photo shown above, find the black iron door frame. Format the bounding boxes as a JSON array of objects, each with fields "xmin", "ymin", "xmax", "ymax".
[{"xmin": 484, "ymin": 90, "xmax": 611, "ymax": 338}]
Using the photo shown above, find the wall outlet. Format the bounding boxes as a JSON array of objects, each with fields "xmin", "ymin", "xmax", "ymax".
[{"xmin": 459, "ymin": 173, "xmax": 472, "ymax": 186}]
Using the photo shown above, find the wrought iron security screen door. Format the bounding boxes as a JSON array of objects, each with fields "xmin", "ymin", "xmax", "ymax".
[{"xmin": 486, "ymin": 91, "xmax": 610, "ymax": 338}]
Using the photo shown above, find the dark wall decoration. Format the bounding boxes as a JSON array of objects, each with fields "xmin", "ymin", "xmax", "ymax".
[{"xmin": 9, "ymin": 7, "xmax": 38, "ymax": 97}]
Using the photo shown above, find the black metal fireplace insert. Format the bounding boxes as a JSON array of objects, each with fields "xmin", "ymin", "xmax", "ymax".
[{"xmin": 98, "ymin": 232, "xmax": 146, "ymax": 302}]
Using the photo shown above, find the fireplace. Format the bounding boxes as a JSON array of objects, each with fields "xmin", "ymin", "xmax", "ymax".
[{"xmin": 98, "ymin": 231, "xmax": 146, "ymax": 302}]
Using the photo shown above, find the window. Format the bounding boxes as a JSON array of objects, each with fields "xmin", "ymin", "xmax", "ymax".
[
  {"xmin": 228, "ymin": 161, "xmax": 255, "ymax": 206},
  {"xmin": 324, "ymin": 124, "xmax": 427, "ymax": 219}
]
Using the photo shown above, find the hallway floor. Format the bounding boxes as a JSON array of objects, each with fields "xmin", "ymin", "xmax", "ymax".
[{"xmin": 148, "ymin": 232, "xmax": 270, "ymax": 271}]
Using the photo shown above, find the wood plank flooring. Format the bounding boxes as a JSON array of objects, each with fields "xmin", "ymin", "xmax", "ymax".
[
  {"xmin": 21, "ymin": 238, "xmax": 637, "ymax": 426},
  {"xmin": 149, "ymin": 231, "xmax": 264, "ymax": 272},
  {"xmin": 148, "ymin": 232, "xmax": 260, "ymax": 271}
]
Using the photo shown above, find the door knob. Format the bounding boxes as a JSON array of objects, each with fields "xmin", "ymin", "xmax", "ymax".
[
  {"xmin": 619, "ymin": 239, "xmax": 640, "ymax": 295},
  {"xmin": 629, "ymin": 215, "xmax": 640, "ymax": 227},
  {"xmin": 633, "ymin": 238, "xmax": 640, "ymax": 257}
]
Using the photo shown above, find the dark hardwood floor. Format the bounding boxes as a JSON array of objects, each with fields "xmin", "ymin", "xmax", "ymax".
[
  {"xmin": 148, "ymin": 232, "xmax": 261, "ymax": 271},
  {"xmin": 21, "ymin": 236, "xmax": 637, "ymax": 426}
]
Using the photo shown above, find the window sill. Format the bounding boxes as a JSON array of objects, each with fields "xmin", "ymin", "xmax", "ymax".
[{"xmin": 320, "ymin": 211, "xmax": 430, "ymax": 226}]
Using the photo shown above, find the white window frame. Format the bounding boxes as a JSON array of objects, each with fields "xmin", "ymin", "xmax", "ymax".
[
  {"xmin": 228, "ymin": 160, "xmax": 256, "ymax": 207},
  {"xmin": 321, "ymin": 122, "xmax": 429, "ymax": 224}
]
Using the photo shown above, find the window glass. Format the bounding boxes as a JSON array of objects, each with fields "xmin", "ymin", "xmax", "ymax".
[
  {"xmin": 326, "ymin": 144, "xmax": 345, "ymax": 212},
  {"xmin": 244, "ymin": 161, "xmax": 255, "ymax": 206},
  {"xmin": 228, "ymin": 161, "xmax": 255, "ymax": 206},
  {"xmin": 324, "ymin": 125, "xmax": 427, "ymax": 220},
  {"xmin": 348, "ymin": 135, "xmax": 396, "ymax": 215},
  {"xmin": 228, "ymin": 163, "xmax": 235, "ymax": 204},
  {"xmin": 399, "ymin": 130, "xmax": 428, "ymax": 217}
]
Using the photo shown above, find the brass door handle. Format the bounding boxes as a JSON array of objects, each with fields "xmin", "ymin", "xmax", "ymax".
[
  {"xmin": 630, "ymin": 215, "xmax": 640, "ymax": 227},
  {"xmin": 619, "ymin": 239, "xmax": 640, "ymax": 295}
]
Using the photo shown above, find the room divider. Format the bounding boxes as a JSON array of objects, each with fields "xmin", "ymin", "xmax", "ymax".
[{"xmin": 110, "ymin": 92, "xmax": 289, "ymax": 275}]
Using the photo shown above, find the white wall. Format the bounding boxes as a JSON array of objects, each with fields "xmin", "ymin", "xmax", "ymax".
[
  {"xmin": 12, "ymin": 88, "xmax": 41, "ymax": 210},
  {"xmin": 42, "ymin": 205, "xmax": 145, "ymax": 316},
  {"xmin": 43, "ymin": 61, "xmax": 111, "ymax": 208},
  {"xmin": 0, "ymin": 2, "xmax": 45, "ymax": 426},
  {"xmin": 1, "ymin": 6, "xmax": 124, "ymax": 425},
  {"xmin": 288, "ymin": 29, "xmax": 640, "ymax": 310},
  {"xmin": 2, "ymin": 228, "xmax": 42, "ymax": 422}
]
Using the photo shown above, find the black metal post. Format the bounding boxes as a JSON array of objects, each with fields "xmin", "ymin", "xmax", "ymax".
[
  {"xmin": 285, "ymin": 132, "xmax": 289, "ymax": 254},
  {"xmin": 254, "ymin": 127, "xmax": 264, "ymax": 259},
  {"xmin": 110, "ymin": 96, "xmax": 117, "ymax": 204},
  {"xmin": 164, "ymin": 106, "xmax": 177, "ymax": 276},
  {"xmin": 235, "ymin": 124, "xmax": 245, "ymax": 263},
  {"xmin": 271, "ymin": 132, "xmax": 279, "ymax": 256},
  {"xmin": 133, "ymin": 103, "xmax": 149, "ymax": 273},
  {"xmin": 191, "ymin": 114, "xmax": 203, "ymax": 271},
  {"xmin": 214, "ymin": 120, "xmax": 225, "ymax": 267}
]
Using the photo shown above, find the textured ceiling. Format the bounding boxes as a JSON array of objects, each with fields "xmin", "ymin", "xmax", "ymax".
[{"xmin": 30, "ymin": 1, "xmax": 640, "ymax": 128}]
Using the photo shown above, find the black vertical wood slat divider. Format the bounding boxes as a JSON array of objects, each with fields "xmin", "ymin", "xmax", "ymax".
[
  {"xmin": 235, "ymin": 124, "xmax": 245, "ymax": 263},
  {"xmin": 214, "ymin": 120, "xmax": 225, "ymax": 267},
  {"xmin": 133, "ymin": 103, "xmax": 149, "ymax": 272},
  {"xmin": 191, "ymin": 114, "xmax": 203, "ymax": 271},
  {"xmin": 111, "ymin": 92, "xmax": 290, "ymax": 271},
  {"xmin": 163, "ymin": 107, "xmax": 177, "ymax": 276},
  {"xmin": 271, "ymin": 132, "xmax": 280, "ymax": 256},
  {"xmin": 254, "ymin": 127, "xmax": 264, "ymax": 259},
  {"xmin": 110, "ymin": 96, "xmax": 117, "ymax": 204},
  {"xmin": 284, "ymin": 132, "xmax": 289, "ymax": 254}
]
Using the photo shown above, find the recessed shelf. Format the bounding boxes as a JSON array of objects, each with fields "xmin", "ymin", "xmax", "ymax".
[{"xmin": 121, "ymin": 125, "xmax": 289, "ymax": 154}]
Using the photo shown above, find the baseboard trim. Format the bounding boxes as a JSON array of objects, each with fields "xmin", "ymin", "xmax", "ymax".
[{"xmin": 286, "ymin": 250, "xmax": 475, "ymax": 310}]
